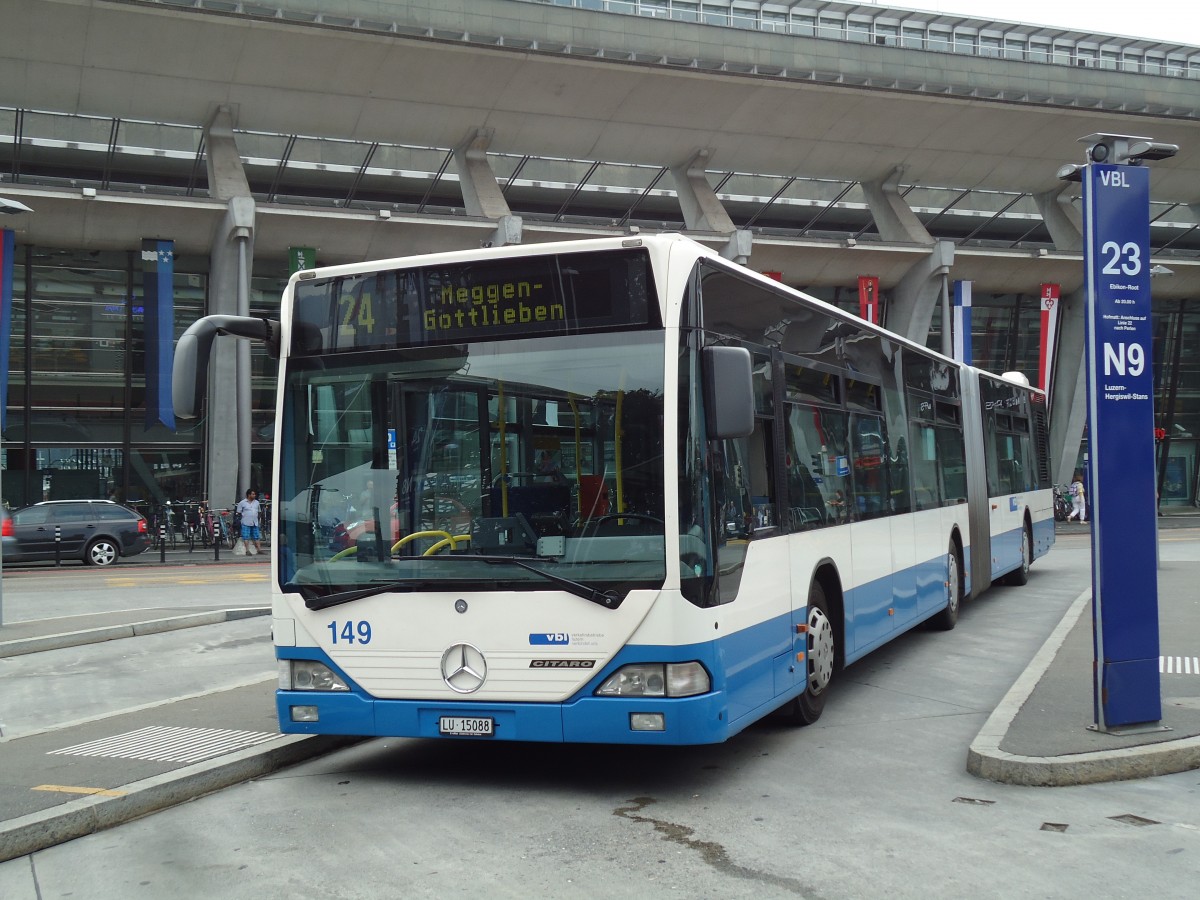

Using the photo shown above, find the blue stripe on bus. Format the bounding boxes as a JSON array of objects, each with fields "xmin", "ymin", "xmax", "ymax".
[{"xmin": 276, "ymin": 546, "xmax": 988, "ymax": 744}]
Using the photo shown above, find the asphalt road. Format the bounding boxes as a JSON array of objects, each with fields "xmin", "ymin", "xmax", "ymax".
[{"xmin": 2, "ymin": 534, "xmax": 1198, "ymax": 898}]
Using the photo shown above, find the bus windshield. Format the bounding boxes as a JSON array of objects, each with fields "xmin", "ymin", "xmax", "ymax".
[{"xmin": 276, "ymin": 331, "xmax": 667, "ymax": 600}]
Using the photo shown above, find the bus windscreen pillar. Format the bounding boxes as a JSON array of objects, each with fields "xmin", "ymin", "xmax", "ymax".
[{"xmin": 1077, "ymin": 133, "xmax": 1177, "ymax": 731}]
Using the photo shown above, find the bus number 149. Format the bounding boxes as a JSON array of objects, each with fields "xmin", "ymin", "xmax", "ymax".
[{"xmin": 327, "ymin": 620, "xmax": 373, "ymax": 645}]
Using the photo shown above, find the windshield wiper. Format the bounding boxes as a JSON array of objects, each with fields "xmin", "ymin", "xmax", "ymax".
[
  {"xmin": 473, "ymin": 555, "xmax": 622, "ymax": 609},
  {"xmin": 295, "ymin": 555, "xmax": 623, "ymax": 612}
]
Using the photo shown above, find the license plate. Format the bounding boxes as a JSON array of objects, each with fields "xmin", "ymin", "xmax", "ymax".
[{"xmin": 439, "ymin": 716, "xmax": 494, "ymax": 737}]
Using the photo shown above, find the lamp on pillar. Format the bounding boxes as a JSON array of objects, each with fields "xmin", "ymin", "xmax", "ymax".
[{"xmin": 1, "ymin": 196, "xmax": 34, "ymax": 628}]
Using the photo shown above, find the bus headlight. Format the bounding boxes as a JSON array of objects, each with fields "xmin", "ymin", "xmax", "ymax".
[
  {"xmin": 279, "ymin": 660, "xmax": 350, "ymax": 692},
  {"xmin": 596, "ymin": 662, "xmax": 710, "ymax": 698}
]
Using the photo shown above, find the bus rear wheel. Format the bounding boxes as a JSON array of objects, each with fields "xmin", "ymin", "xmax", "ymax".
[
  {"xmin": 1005, "ymin": 524, "xmax": 1031, "ymax": 586},
  {"xmin": 929, "ymin": 540, "xmax": 961, "ymax": 631},
  {"xmin": 777, "ymin": 582, "xmax": 835, "ymax": 726}
]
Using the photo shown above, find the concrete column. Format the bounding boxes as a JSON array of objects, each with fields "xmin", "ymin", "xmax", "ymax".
[
  {"xmin": 671, "ymin": 150, "xmax": 736, "ymax": 233},
  {"xmin": 1034, "ymin": 184, "xmax": 1083, "ymax": 252},
  {"xmin": 204, "ymin": 107, "xmax": 256, "ymax": 509},
  {"xmin": 1048, "ymin": 287, "xmax": 1089, "ymax": 485},
  {"xmin": 861, "ymin": 166, "xmax": 933, "ymax": 245},
  {"xmin": 453, "ymin": 128, "xmax": 522, "ymax": 246},
  {"xmin": 670, "ymin": 150, "xmax": 751, "ymax": 263},
  {"xmin": 885, "ymin": 241, "xmax": 955, "ymax": 345}
]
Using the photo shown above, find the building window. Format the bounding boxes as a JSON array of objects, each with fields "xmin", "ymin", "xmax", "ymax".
[{"xmin": 902, "ymin": 25, "xmax": 925, "ymax": 50}]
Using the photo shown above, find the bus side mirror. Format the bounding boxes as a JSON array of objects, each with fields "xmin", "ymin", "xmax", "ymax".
[{"xmin": 702, "ymin": 345, "xmax": 754, "ymax": 440}]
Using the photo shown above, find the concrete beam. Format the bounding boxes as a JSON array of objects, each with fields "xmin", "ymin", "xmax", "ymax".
[
  {"xmin": 487, "ymin": 214, "xmax": 524, "ymax": 248},
  {"xmin": 719, "ymin": 229, "xmax": 753, "ymax": 266},
  {"xmin": 885, "ymin": 240, "xmax": 954, "ymax": 344},
  {"xmin": 862, "ymin": 166, "xmax": 932, "ymax": 246},
  {"xmin": 1034, "ymin": 184, "xmax": 1083, "ymax": 253},
  {"xmin": 453, "ymin": 128, "xmax": 512, "ymax": 221},
  {"xmin": 670, "ymin": 150, "xmax": 736, "ymax": 234}
]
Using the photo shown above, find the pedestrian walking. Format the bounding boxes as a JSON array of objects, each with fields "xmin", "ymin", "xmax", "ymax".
[
  {"xmin": 236, "ymin": 489, "xmax": 263, "ymax": 555},
  {"xmin": 1066, "ymin": 472, "xmax": 1087, "ymax": 523}
]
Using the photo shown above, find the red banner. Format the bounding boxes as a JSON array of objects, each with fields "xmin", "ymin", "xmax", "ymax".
[
  {"xmin": 858, "ymin": 276, "xmax": 880, "ymax": 325},
  {"xmin": 1038, "ymin": 283, "xmax": 1061, "ymax": 399}
]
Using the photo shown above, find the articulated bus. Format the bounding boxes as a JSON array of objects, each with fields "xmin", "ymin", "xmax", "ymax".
[{"xmin": 174, "ymin": 234, "xmax": 1053, "ymax": 745}]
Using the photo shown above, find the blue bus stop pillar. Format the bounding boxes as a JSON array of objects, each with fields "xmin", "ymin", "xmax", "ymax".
[{"xmin": 1081, "ymin": 158, "xmax": 1161, "ymax": 730}]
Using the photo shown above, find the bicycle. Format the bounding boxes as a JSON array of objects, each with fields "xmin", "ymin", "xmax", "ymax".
[{"xmin": 218, "ymin": 509, "xmax": 237, "ymax": 549}]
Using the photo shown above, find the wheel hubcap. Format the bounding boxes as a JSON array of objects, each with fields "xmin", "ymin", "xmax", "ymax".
[
  {"xmin": 807, "ymin": 606, "xmax": 835, "ymax": 694},
  {"xmin": 92, "ymin": 544, "xmax": 116, "ymax": 564},
  {"xmin": 947, "ymin": 552, "xmax": 960, "ymax": 612}
]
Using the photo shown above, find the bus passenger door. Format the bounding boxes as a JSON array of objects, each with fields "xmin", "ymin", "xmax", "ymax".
[{"xmin": 848, "ymin": 413, "xmax": 906, "ymax": 647}]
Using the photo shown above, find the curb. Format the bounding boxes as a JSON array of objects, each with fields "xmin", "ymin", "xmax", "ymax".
[
  {"xmin": 967, "ymin": 589, "xmax": 1200, "ymax": 785},
  {"xmin": 0, "ymin": 733, "xmax": 361, "ymax": 863},
  {"xmin": 0, "ymin": 608, "xmax": 271, "ymax": 659}
]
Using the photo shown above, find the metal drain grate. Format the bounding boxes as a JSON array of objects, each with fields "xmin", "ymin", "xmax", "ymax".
[
  {"xmin": 1160, "ymin": 656, "xmax": 1200, "ymax": 675},
  {"xmin": 50, "ymin": 726, "xmax": 280, "ymax": 764}
]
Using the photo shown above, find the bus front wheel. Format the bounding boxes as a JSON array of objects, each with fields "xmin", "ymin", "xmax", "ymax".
[{"xmin": 777, "ymin": 582, "xmax": 835, "ymax": 726}]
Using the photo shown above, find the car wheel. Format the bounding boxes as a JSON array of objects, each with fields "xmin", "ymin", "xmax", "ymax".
[{"xmin": 85, "ymin": 538, "xmax": 120, "ymax": 567}]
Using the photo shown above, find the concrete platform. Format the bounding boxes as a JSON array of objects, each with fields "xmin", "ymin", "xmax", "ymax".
[{"xmin": 2, "ymin": 521, "xmax": 1198, "ymax": 863}]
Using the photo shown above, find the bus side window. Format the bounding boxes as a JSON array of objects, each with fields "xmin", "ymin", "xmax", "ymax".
[{"xmin": 712, "ymin": 418, "xmax": 776, "ymax": 602}]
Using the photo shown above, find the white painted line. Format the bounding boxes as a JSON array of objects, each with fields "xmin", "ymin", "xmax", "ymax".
[{"xmin": 1160, "ymin": 656, "xmax": 1200, "ymax": 676}]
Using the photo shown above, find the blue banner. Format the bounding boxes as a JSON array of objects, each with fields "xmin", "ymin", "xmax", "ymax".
[
  {"xmin": 952, "ymin": 280, "xmax": 972, "ymax": 365},
  {"xmin": 0, "ymin": 229, "xmax": 13, "ymax": 432},
  {"xmin": 1082, "ymin": 163, "xmax": 1160, "ymax": 728},
  {"xmin": 142, "ymin": 239, "xmax": 176, "ymax": 431}
]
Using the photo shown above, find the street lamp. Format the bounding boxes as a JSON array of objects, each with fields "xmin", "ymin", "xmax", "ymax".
[{"xmin": 0, "ymin": 196, "xmax": 32, "ymax": 629}]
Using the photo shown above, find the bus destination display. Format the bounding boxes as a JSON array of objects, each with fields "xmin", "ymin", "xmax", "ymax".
[{"xmin": 292, "ymin": 248, "xmax": 656, "ymax": 354}]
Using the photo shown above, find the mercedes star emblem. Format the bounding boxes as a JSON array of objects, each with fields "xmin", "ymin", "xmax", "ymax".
[{"xmin": 441, "ymin": 642, "xmax": 487, "ymax": 694}]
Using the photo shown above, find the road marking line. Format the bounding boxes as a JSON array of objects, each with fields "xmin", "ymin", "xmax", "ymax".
[
  {"xmin": 1159, "ymin": 656, "xmax": 1200, "ymax": 675},
  {"xmin": 33, "ymin": 784, "xmax": 127, "ymax": 797}
]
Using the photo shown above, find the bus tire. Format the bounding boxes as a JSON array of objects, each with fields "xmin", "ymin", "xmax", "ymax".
[
  {"xmin": 1005, "ymin": 523, "xmax": 1031, "ymax": 586},
  {"xmin": 929, "ymin": 540, "xmax": 961, "ymax": 631},
  {"xmin": 777, "ymin": 582, "xmax": 835, "ymax": 726}
]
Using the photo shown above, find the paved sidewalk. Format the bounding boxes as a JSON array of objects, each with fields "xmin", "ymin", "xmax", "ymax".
[{"xmin": 968, "ymin": 522, "xmax": 1200, "ymax": 785}]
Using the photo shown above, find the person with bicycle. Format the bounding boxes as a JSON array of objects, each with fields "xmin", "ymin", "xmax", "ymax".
[{"xmin": 236, "ymin": 489, "xmax": 263, "ymax": 555}]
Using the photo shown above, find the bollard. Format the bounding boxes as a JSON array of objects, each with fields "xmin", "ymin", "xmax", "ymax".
[
  {"xmin": 159, "ymin": 520, "xmax": 166, "ymax": 563},
  {"xmin": 54, "ymin": 524, "xmax": 62, "ymax": 566},
  {"xmin": 214, "ymin": 516, "xmax": 221, "ymax": 562}
]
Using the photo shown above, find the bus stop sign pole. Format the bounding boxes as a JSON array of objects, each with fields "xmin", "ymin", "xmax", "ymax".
[{"xmin": 1077, "ymin": 134, "xmax": 1175, "ymax": 731}]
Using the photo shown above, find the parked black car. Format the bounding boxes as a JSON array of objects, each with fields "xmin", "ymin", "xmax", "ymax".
[{"xmin": 2, "ymin": 500, "xmax": 152, "ymax": 567}]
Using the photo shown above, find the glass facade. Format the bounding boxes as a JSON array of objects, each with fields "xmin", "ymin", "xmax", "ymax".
[{"xmin": 1, "ymin": 244, "xmax": 280, "ymax": 512}]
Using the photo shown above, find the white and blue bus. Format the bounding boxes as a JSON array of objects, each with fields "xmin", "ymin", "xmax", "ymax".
[{"xmin": 174, "ymin": 234, "xmax": 1053, "ymax": 744}]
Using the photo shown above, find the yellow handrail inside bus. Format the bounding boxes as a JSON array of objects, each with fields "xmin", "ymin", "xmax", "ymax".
[
  {"xmin": 568, "ymin": 394, "xmax": 581, "ymax": 517},
  {"xmin": 423, "ymin": 534, "xmax": 471, "ymax": 555},
  {"xmin": 615, "ymin": 386, "xmax": 625, "ymax": 515},
  {"xmin": 498, "ymin": 381, "xmax": 509, "ymax": 517},
  {"xmin": 390, "ymin": 530, "xmax": 453, "ymax": 554}
]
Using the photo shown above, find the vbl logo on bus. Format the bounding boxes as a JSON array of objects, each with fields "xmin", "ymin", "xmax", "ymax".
[{"xmin": 530, "ymin": 633, "xmax": 569, "ymax": 645}]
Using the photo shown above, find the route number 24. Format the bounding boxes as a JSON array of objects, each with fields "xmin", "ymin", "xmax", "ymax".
[{"xmin": 1100, "ymin": 241, "xmax": 1141, "ymax": 276}]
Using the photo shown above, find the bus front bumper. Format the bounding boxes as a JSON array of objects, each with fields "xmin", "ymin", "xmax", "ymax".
[{"xmin": 276, "ymin": 689, "xmax": 734, "ymax": 745}]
